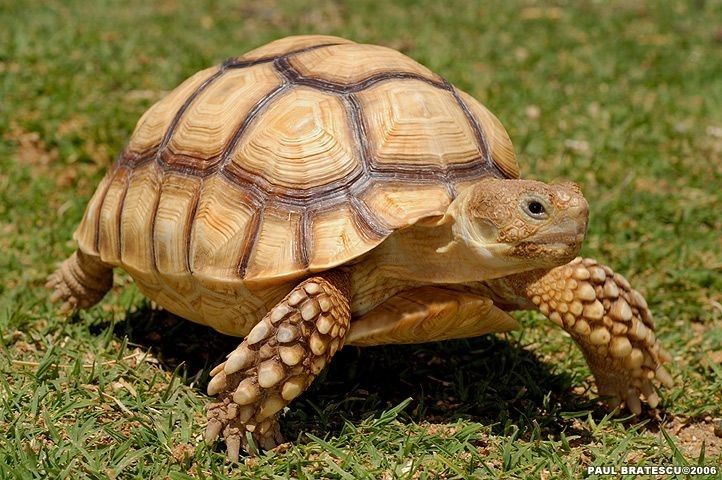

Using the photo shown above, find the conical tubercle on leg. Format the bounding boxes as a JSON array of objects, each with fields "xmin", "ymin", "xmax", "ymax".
[
  {"xmin": 505, "ymin": 257, "xmax": 673, "ymax": 411},
  {"xmin": 204, "ymin": 270, "xmax": 351, "ymax": 459}
]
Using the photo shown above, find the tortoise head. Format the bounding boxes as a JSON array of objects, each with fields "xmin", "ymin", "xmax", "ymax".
[{"xmin": 441, "ymin": 178, "xmax": 588, "ymax": 274}]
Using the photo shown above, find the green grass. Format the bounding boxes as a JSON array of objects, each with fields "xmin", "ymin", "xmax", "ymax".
[{"xmin": 2, "ymin": 0, "xmax": 722, "ymax": 478}]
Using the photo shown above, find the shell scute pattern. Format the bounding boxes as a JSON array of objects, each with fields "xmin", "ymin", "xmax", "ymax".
[
  {"xmin": 77, "ymin": 35, "xmax": 517, "ymax": 328},
  {"xmin": 228, "ymin": 87, "xmax": 360, "ymax": 191},
  {"xmin": 164, "ymin": 64, "xmax": 283, "ymax": 172}
]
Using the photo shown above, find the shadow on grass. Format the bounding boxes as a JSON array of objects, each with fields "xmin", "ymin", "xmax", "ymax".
[{"xmin": 113, "ymin": 305, "xmax": 607, "ymax": 445}]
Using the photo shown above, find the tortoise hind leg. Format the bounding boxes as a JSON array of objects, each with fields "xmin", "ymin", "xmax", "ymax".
[
  {"xmin": 46, "ymin": 250, "xmax": 114, "ymax": 314},
  {"xmin": 205, "ymin": 270, "xmax": 351, "ymax": 460}
]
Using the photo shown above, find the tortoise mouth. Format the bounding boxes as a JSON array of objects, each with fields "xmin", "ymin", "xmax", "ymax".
[
  {"xmin": 531, "ymin": 230, "xmax": 585, "ymax": 247},
  {"xmin": 531, "ymin": 215, "xmax": 587, "ymax": 246},
  {"xmin": 515, "ymin": 215, "xmax": 586, "ymax": 262}
]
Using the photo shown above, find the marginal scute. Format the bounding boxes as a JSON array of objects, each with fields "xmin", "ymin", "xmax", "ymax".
[
  {"xmin": 189, "ymin": 175, "xmax": 257, "ymax": 280},
  {"xmin": 97, "ymin": 167, "xmax": 130, "ymax": 265},
  {"xmin": 74, "ymin": 172, "xmax": 112, "ymax": 256},
  {"xmin": 154, "ymin": 173, "xmax": 201, "ymax": 275},
  {"xmin": 120, "ymin": 163, "xmax": 163, "ymax": 276},
  {"xmin": 289, "ymin": 43, "xmax": 442, "ymax": 86},
  {"xmin": 308, "ymin": 204, "xmax": 381, "ymax": 270},
  {"xmin": 360, "ymin": 180, "xmax": 451, "ymax": 229},
  {"xmin": 127, "ymin": 66, "xmax": 220, "ymax": 154},
  {"xmin": 244, "ymin": 207, "xmax": 305, "ymax": 281}
]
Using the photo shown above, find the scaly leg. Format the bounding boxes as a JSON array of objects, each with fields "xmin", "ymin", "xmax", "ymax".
[
  {"xmin": 46, "ymin": 250, "xmax": 114, "ymax": 314},
  {"xmin": 503, "ymin": 257, "xmax": 673, "ymax": 412},
  {"xmin": 204, "ymin": 270, "xmax": 350, "ymax": 460}
]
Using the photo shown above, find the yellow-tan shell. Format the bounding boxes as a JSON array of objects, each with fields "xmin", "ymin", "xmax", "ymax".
[{"xmin": 74, "ymin": 35, "xmax": 518, "ymax": 289}]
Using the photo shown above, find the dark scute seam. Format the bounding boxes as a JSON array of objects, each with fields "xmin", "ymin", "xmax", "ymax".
[
  {"xmin": 120, "ymin": 147, "xmax": 157, "ymax": 169},
  {"xmin": 148, "ymin": 165, "xmax": 164, "ymax": 274},
  {"xmin": 183, "ymin": 183, "xmax": 202, "ymax": 274},
  {"xmin": 155, "ymin": 67, "xmax": 227, "ymax": 166},
  {"xmin": 444, "ymin": 182, "xmax": 458, "ymax": 200},
  {"xmin": 275, "ymin": 56, "xmax": 451, "ymax": 94},
  {"xmin": 238, "ymin": 205, "xmax": 265, "ymax": 278},
  {"xmin": 297, "ymin": 209, "xmax": 310, "ymax": 268},
  {"xmin": 156, "ymin": 82, "xmax": 291, "ymax": 188},
  {"xmin": 92, "ymin": 170, "xmax": 117, "ymax": 255},
  {"xmin": 343, "ymin": 93, "xmax": 371, "ymax": 178},
  {"xmin": 349, "ymin": 195, "xmax": 392, "ymax": 240},
  {"xmin": 220, "ymin": 163, "xmax": 365, "ymax": 206},
  {"xmin": 449, "ymin": 84, "xmax": 509, "ymax": 179},
  {"xmin": 116, "ymin": 170, "xmax": 132, "ymax": 266},
  {"xmin": 223, "ymin": 42, "xmax": 344, "ymax": 69},
  {"xmin": 215, "ymin": 83, "xmax": 289, "ymax": 172}
]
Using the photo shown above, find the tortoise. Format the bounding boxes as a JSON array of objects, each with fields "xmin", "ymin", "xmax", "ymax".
[{"xmin": 47, "ymin": 34, "xmax": 673, "ymax": 460}]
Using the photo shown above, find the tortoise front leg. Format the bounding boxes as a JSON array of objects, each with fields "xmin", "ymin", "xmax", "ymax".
[
  {"xmin": 522, "ymin": 257, "xmax": 673, "ymax": 412},
  {"xmin": 204, "ymin": 270, "xmax": 351, "ymax": 461}
]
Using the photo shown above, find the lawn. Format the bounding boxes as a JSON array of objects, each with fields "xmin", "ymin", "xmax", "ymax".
[{"xmin": 1, "ymin": 0, "xmax": 722, "ymax": 478}]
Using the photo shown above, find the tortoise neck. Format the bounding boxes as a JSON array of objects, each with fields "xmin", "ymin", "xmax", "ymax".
[
  {"xmin": 480, "ymin": 269, "xmax": 548, "ymax": 311},
  {"xmin": 369, "ymin": 221, "xmax": 519, "ymax": 284}
]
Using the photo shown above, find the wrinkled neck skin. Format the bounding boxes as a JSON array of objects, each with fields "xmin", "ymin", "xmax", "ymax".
[
  {"xmin": 367, "ymin": 220, "xmax": 540, "ymax": 285},
  {"xmin": 474, "ymin": 270, "xmax": 549, "ymax": 311}
]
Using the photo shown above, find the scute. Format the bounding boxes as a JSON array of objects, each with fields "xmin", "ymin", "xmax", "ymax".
[
  {"xmin": 96, "ymin": 166, "xmax": 130, "ymax": 265},
  {"xmin": 154, "ymin": 172, "xmax": 201, "ymax": 275},
  {"xmin": 74, "ymin": 171, "xmax": 112, "ymax": 256},
  {"xmin": 127, "ymin": 66, "xmax": 220, "ymax": 154},
  {"xmin": 237, "ymin": 35, "xmax": 355, "ymax": 62},
  {"xmin": 120, "ymin": 162, "xmax": 163, "ymax": 278},
  {"xmin": 226, "ymin": 87, "xmax": 360, "ymax": 192},
  {"xmin": 359, "ymin": 181, "xmax": 452, "ymax": 229},
  {"xmin": 190, "ymin": 175, "xmax": 258, "ymax": 281},
  {"xmin": 289, "ymin": 43, "xmax": 442, "ymax": 86},
  {"xmin": 243, "ymin": 207, "xmax": 305, "ymax": 282},
  {"xmin": 357, "ymin": 79, "xmax": 482, "ymax": 169},
  {"xmin": 456, "ymin": 90, "xmax": 518, "ymax": 179},
  {"xmin": 308, "ymin": 203, "xmax": 384, "ymax": 271},
  {"xmin": 164, "ymin": 64, "xmax": 282, "ymax": 171}
]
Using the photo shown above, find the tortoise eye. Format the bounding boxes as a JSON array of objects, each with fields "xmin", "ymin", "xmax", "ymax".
[{"xmin": 525, "ymin": 200, "xmax": 547, "ymax": 218}]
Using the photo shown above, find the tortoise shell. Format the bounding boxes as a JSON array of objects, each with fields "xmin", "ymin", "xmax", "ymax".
[{"xmin": 74, "ymin": 35, "xmax": 518, "ymax": 291}]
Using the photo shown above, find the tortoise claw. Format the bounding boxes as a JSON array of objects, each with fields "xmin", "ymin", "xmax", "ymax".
[
  {"xmin": 225, "ymin": 430, "xmax": 241, "ymax": 463},
  {"xmin": 656, "ymin": 364, "xmax": 674, "ymax": 388},
  {"xmin": 205, "ymin": 418, "xmax": 223, "ymax": 443}
]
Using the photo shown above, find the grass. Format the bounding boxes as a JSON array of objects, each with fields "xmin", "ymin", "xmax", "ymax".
[{"xmin": 1, "ymin": 0, "xmax": 722, "ymax": 478}]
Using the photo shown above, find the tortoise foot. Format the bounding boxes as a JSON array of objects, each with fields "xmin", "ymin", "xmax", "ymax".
[
  {"xmin": 46, "ymin": 250, "xmax": 113, "ymax": 314},
  {"xmin": 205, "ymin": 397, "xmax": 284, "ymax": 460},
  {"xmin": 527, "ymin": 257, "xmax": 674, "ymax": 413}
]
